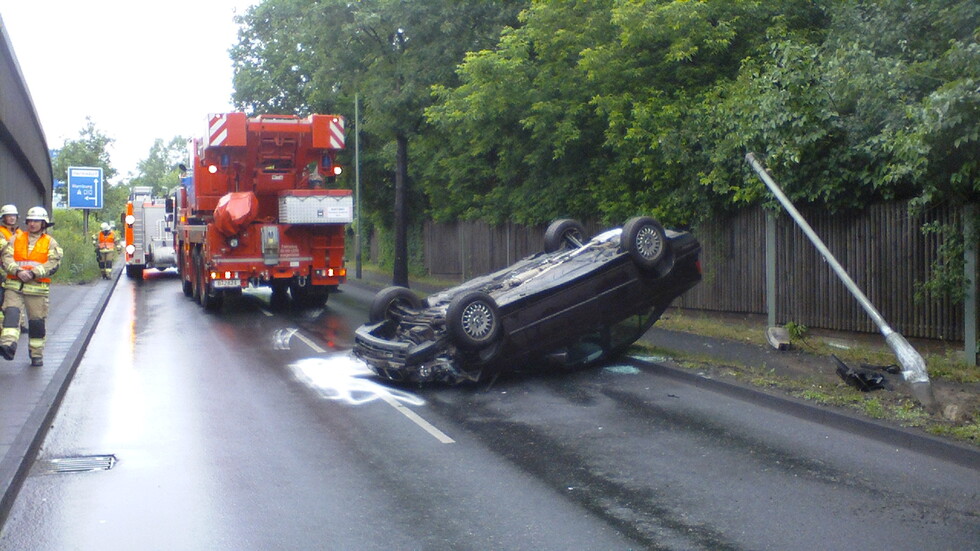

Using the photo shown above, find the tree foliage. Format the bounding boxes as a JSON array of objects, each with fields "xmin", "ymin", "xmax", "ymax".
[
  {"xmin": 128, "ymin": 137, "xmax": 188, "ymax": 198},
  {"xmin": 51, "ymin": 117, "xmax": 116, "ymax": 183},
  {"xmin": 221, "ymin": 0, "xmax": 978, "ymax": 299},
  {"xmin": 230, "ymin": 0, "xmax": 522, "ymax": 281},
  {"xmin": 421, "ymin": 0, "xmax": 978, "ymax": 229},
  {"xmin": 50, "ymin": 118, "xmax": 127, "ymax": 225}
]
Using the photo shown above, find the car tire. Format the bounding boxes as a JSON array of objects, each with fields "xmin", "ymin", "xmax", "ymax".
[
  {"xmin": 544, "ymin": 219, "xmax": 587, "ymax": 253},
  {"xmin": 446, "ymin": 291, "xmax": 501, "ymax": 350},
  {"xmin": 621, "ymin": 216, "xmax": 669, "ymax": 271},
  {"xmin": 369, "ymin": 286, "xmax": 422, "ymax": 323}
]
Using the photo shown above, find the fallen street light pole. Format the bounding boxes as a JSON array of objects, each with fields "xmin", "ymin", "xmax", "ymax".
[{"xmin": 746, "ymin": 152, "xmax": 940, "ymax": 413}]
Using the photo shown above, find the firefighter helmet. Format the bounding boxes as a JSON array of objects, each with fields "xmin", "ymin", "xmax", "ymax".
[
  {"xmin": 25, "ymin": 206, "xmax": 49, "ymax": 224},
  {"xmin": 0, "ymin": 204, "xmax": 17, "ymax": 217},
  {"xmin": 101, "ymin": 222, "xmax": 110, "ymax": 231}
]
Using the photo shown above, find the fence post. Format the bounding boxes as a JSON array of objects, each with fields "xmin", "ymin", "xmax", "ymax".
[
  {"xmin": 767, "ymin": 210, "xmax": 777, "ymax": 329},
  {"xmin": 458, "ymin": 222, "xmax": 467, "ymax": 281},
  {"xmin": 965, "ymin": 204, "xmax": 977, "ymax": 366}
]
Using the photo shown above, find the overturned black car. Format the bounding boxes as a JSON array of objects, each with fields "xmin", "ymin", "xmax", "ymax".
[{"xmin": 353, "ymin": 217, "xmax": 701, "ymax": 384}]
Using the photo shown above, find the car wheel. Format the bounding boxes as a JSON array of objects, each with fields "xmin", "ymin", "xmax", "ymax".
[
  {"xmin": 621, "ymin": 216, "xmax": 668, "ymax": 270},
  {"xmin": 544, "ymin": 219, "xmax": 587, "ymax": 253},
  {"xmin": 447, "ymin": 291, "xmax": 501, "ymax": 349},
  {"xmin": 369, "ymin": 286, "xmax": 422, "ymax": 323}
]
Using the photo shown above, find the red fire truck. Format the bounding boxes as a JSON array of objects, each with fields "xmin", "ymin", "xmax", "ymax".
[
  {"xmin": 170, "ymin": 112, "xmax": 351, "ymax": 310},
  {"xmin": 123, "ymin": 186, "xmax": 177, "ymax": 279}
]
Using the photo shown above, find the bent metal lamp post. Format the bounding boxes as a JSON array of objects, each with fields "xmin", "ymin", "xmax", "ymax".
[{"xmin": 746, "ymin": 152, "xmax": 939, "ymax": 412}]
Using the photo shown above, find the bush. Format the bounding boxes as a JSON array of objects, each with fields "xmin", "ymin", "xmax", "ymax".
[{"xmin": 49, "ymin": 209, "xmax": 100, "ymax": 284}]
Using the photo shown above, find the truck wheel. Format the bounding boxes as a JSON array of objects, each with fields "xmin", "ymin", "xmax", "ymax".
[
  {"xmin": 544, "ymin": 219, "xmax": 587, "ymax": 253},
  {"xmin": 126, "ymin": 265, "xmax": 144, "ymax": 279},
  {"xmin": 306, "ymin": 289, "xmax": 331, "ymax": 307},
  {"xmin": 201, "ymin": 284, "xmax": 224, "ymax": 311},
  {"xmin": 369, "ymin": 286, "xmax": 422, "ymax": 323},
  {"xmin": 191, "ymin": 248, "xmax": 203, "ymax": 302},
  {"xmin": 178, "ymin": 250, "xmax": 193, "ymax": 297},
  {"xmin": 621, "ymin": 216, "xmax": 669, "ymax": 271},
  {"xmin": 270, "ymin": 283, "xmax": 289, "ymax": 311},
  {"xmin": 290, "ymin": 282, "xmax": 330, "ymax": 308},
  {"xmin": 446, "ymin": 291, "xmax": 501, "ymax": 350}
]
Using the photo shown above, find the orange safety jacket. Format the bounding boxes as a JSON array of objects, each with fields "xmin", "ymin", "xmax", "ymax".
[
  {"xmin": 98, "ymin": 230, "xmax": 115, "ymax": 250},
  {"xmin": 8, "ymin": 232, "xmax": 51, "ymax": 284},
  {"xmin": 0, "ymin": 226, "xmax": 15, "ymax": 242}
]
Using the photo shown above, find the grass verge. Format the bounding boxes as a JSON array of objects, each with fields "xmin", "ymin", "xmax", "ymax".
[
  {"xmin": 50, "ymin": 209, "xmax": 100, "ymax": 284},
  {"xmin": 641, "ymin": 310, "xmax": 980, "ymax": 447}
]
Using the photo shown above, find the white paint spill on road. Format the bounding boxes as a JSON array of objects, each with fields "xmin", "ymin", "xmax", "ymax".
[{"xmin": 289, "ymin": 353, "xmax": 455, "ymax": 444}]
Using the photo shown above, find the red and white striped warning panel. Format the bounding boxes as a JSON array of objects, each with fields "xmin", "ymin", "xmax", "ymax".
[
  {"xmin": 311, "ymin": 115, "xmax": 347, "ymax": 150},
  {"xmin": 329, "ymin": 117, "xmax": 345, "ymax": 149},
  {"xmin": 207, "ymin": 113, "xmax": 247, "ymax": 147}
]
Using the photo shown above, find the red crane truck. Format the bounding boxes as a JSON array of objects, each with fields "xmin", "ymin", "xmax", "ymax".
[{"xmin": 170, "ymin": 112, "xmax": 351, "ymax": 311}]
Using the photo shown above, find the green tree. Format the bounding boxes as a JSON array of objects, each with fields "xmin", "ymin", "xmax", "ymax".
[
  {"xmin": 704, "ymin": 0, "xmax": 979, "ymax": 214},
  {"xmin": 426, "ymin": 0, "xmax": 617, "ymax": 225},
  {"xmin": 129, "ymin": 137, "xmax": 188, "ymax": 198},
  {"xmin": 50, "ymin": 118, "xmax": 122, "ymax": 228},
  {"xmin": 426, "ymin": 0, "xmax": 824, "ymax": 226},
  {"xmin": 231, "ymin": 0, "xmax": 522, "ymax": 284}
]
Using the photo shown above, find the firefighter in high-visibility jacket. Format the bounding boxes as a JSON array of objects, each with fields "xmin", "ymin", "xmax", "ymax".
[
  {"xmin": 0, "ymin": 204, "xmax": 20, "ymax": 329},
  {"xmin": 0, "ymin": 204, "xmax": 18, "ymax": 242},
  {"xmin": 0, "ymin": 207, "xmax": 62, "ymax": 367},
  {"xmin": 93, "ymin": 222, "xmax": 117, "ymax": 279}
]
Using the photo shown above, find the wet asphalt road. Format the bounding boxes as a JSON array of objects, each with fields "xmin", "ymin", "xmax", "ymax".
[{"xmin": 0, "ymin": 273, "xmax": 978, "ymax": 550}]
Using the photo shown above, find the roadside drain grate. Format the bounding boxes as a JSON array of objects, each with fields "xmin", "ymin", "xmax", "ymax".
[{"xmin": 36, "ymin": 455, "xmax": 117, "ymax": 474}]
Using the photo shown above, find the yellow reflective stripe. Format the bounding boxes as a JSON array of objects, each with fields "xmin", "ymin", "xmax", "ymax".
[{"xmin": 20, "ymin": 282, "xmax": 49, "ymax": 295}]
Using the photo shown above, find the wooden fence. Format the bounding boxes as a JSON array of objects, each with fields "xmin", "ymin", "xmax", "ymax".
[
  {"xmin": 676, "ymin": 203, "xmax": 962, "ymax": 341},
  {"xmin": 368, "ymin": 202, "xmax": 965, "ymax": 341}
]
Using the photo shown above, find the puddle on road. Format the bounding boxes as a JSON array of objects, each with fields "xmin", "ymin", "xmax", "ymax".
[
  {"xmin": 289, "ymin": 354, "xmax": 424, "ymax": 407},
  {"xmin": 602, "ymin": 364, "xmax": 642, "ymax": 375}
]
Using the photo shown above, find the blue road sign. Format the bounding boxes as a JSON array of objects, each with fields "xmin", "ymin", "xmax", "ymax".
[{"xmin": 67, "ymin": 166, "xmax": 103, "ymax": 209}]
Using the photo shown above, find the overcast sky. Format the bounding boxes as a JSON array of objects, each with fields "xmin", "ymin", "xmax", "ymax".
[{"xmin": 1, "ymin": 0, "xmax": 256, "ymax": 184}]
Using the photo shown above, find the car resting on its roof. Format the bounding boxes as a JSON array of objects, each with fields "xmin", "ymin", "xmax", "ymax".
[{"xmin": 353, "ymin": 217, "xmax": 702, "ymax": 384}]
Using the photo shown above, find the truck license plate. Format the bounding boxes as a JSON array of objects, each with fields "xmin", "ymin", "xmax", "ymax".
[{"xmin": 212, "ymin": 279, "xmax": 240, "ymax": 289}]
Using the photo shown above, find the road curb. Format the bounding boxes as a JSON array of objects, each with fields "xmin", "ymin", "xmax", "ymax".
[{"xmin": 0, "ymin": 268, "xmax": 121, "ymax": 526}]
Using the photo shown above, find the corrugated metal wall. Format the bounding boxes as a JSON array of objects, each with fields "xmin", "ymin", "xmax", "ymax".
[
  {"xmin": 0, "ymin": 14, "xmax": 53, "ymax": 213},
  {"xmin": 369, "ymin": 202, "xmax": 966, "ymax": 341}
]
